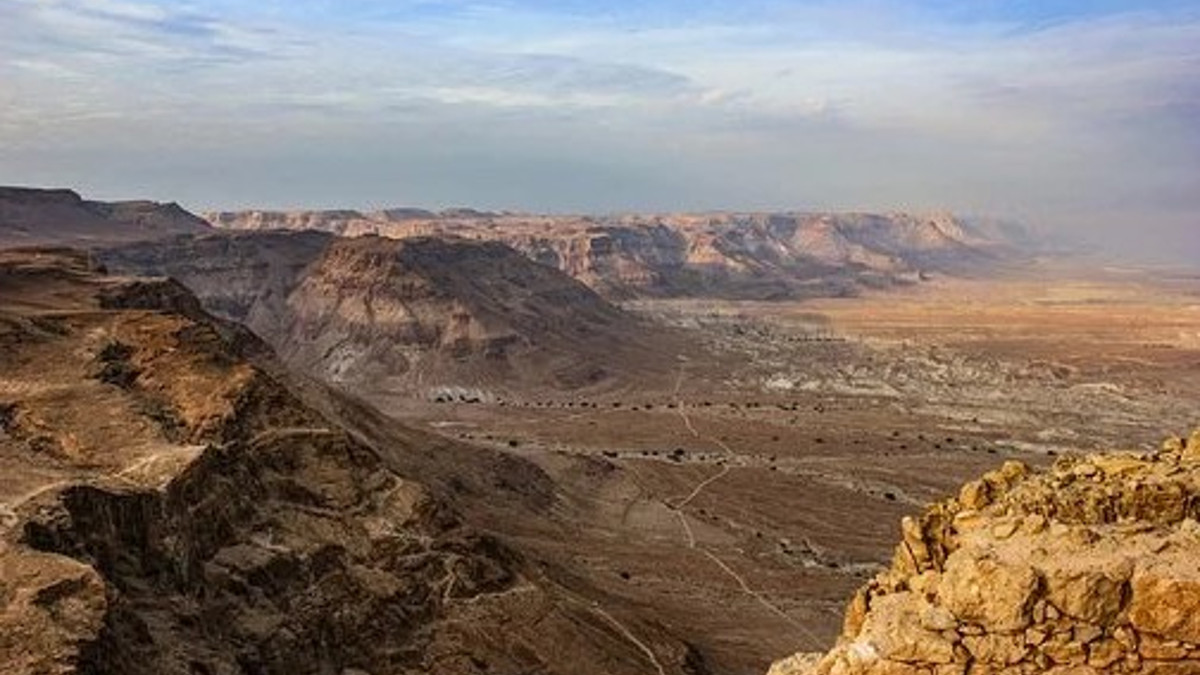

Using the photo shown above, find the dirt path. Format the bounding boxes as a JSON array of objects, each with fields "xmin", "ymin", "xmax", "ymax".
[
  {"xmin": 664, "ymin": 362, "xmax": 823, "ymax": 650},
  {"xmin": 247, "ymin": 426, "xmax": 336, "ymax": 446},
  {"xmin": 592, "ymin": 605, "xmax": 669, "ymax": 675},
  {"xmin": 667, "ymin": 361, "xmax": 737, "ymax": 509},
  {"xmin": 701, "ymin": 550, "xmax": 824, "ymax": 646}
]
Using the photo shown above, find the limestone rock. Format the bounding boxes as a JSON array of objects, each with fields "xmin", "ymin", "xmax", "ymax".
[
  {"xmin": 767, "ymin": 429, "xmax": 1200, "ymax": 675},
  {"xmin": 768, "ymin": 652, "xmax": 824, "ymax": 675},
  {"xmin": 1130, "ymin": 563, "xmax": 1200, "ymax": 644},
  {"xmin": 938, "ymin": 547, "xmax": 1038, "ymax": 632}
]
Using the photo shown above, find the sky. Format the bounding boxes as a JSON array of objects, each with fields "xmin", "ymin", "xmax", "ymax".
[{"xmin": 0, "ymin": 0, "xmax": 1197, "ymax": 262}]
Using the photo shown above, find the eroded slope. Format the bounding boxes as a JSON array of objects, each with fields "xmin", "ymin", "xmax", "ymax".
[
  {"xmin": 0, "ymin": 249, "xmax": 703, "ymax": 675},
  {"xmin": 102, "ymin": 233, "xmax": 684, "ymax": 399}
]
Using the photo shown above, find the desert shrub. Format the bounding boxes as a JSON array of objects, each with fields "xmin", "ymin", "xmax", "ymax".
[{"xmin": 94, "ymin": 341, "xmax": 140, "ymax": 389}]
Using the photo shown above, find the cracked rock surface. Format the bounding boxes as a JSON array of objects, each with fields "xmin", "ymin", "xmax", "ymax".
[{"xmin": 769, "ymin": 429, "xmax": 1200, "ymax": 675}]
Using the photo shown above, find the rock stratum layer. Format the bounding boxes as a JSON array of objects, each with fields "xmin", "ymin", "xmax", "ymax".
[
  {"xmin": 769, "ymin": 431, "xmax": 1200, "ymax": 675},
  {"xmin": 0, "ymin": 249, "xmax": 703, "ymax": 675},
  {"xmin": 206, "ymin": 209, "xmax": 1031, "ymax": 299}
]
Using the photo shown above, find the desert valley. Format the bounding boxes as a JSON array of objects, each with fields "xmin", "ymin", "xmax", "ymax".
[{"xmin": 1, "ymin": 185, "xmax": 1198, "ymax": 674}]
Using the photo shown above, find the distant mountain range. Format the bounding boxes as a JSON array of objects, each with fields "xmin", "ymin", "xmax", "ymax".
[
  {"xmin": 0, "ymin": 186, "xmax": 1040, "ymax": 396},
  {"xmin": 208, "ymin": 208, "xmax": 1037, "ymax": 299},
  {"xmin": 0, "ymin": 186, "xmax": 1040, "ymax": 301}
]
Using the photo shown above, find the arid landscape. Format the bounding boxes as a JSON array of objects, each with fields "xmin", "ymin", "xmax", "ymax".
[
  {"xmin": 1, "ymin": 185, "xmax": 1198, "ymax": 674},
  {"xmin": 5, "ymin": 0, "xmax": 1199, "ymax": 671}
]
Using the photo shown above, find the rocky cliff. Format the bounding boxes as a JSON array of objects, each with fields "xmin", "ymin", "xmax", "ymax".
[
  {"xmin": 768, "ymin": 430, "xmax": 1200, "ymax": 675},
  {"xmin": 276, "ymin": 235, "xmax": 667, "ymax": 393},
  {"xmin": 101, "ymin": 232, "xmax": 682, "ymax": 398},
  {"xmin": 206, "ymin": 209, "xmax": 1027, "ymax": 299},
  {"xmin": 0, "ymin": 187, "xmax": 210, "ymax": 249},
  {"xmin": 0, "ymin": 249, "xmax": 702, "ymax": 675},
  {"xmin": 97, "ymin": 230, "xmax": 334, "ymax": 353}
]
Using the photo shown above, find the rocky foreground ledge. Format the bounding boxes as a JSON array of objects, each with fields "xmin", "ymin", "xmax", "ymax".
[{"xmin": 770, "ymin": 430, "xmax": 1200, "ymax": 675}]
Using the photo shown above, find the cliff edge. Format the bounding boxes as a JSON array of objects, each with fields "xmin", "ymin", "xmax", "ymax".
[{"xmin": 770, "ymin": 430, "xmax": 1200, "ymax": 675}]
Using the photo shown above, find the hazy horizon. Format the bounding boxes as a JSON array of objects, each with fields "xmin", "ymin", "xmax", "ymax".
[{"xmin": 2, "ymin": 0, "xmax": 1197, "ymax": 263}]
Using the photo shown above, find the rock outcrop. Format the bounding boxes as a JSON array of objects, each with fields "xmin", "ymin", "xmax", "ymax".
[
  {"xmin": 206, "ymin": 209, "xmax": 1030, "ymax": 299},
  {"xmin": 0, "ymin": 187, "xmax": 210, "ymax": 249},
  {"xmin": 768, "ymin": 430, "xmax": 1200, "ymax": 675}
]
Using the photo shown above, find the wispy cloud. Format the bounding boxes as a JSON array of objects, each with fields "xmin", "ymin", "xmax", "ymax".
[{"xmin": 0, "ymin": 0, "xmax": 1196, "ymax": 262}]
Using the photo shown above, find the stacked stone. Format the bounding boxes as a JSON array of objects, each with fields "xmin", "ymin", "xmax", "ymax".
[{"xmin": 771, "ymin": 430, "xmax": 1200, "ymax": 675}]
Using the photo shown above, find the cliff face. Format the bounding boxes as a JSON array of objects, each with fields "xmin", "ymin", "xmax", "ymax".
[
  {"xmin": 0, "ymin": 249, "xmax": 700, "ymax": 675},
  {"xmin": 97, "ymin": 231, "xmax": 334, "ymax": 351},
  {"xmin": 205, "ymin": 210, "xmax": 1026, "ymax": 299},
  {"xmin": 0, "ymin": 187, "xmax": 210, "ymax": 249},
  {"xmin": 101, "ymin": 232, "xmax": 680, "ymax": 397},
  {"xmin": 769, "ymin": 430, "xmax": 1200, "ymax": 675},
  {"xmin": 276, "ymin": 235, "xmax": 658, "ymax": 392}
]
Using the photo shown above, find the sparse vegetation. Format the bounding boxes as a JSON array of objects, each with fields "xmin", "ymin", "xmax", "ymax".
[
  {"xmin": 93, "ymin": 340, "xmax": 140, "ymax": 389},
  {"xmin": 0, "ymin": 401, "xmax": 16, "ymax": 434}
]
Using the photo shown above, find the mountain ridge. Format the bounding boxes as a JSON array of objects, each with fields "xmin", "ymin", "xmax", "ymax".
[
  {"xmin": 99, "ymin": 230, "xmax": 684, "ymax": 399},
  {"xmin": 0, "ymin": 187, "xmax": 210, "ymax": 249},
  {"xmin": 205, "ymin": 208, "xmax": 1034, "ymax": 299}
]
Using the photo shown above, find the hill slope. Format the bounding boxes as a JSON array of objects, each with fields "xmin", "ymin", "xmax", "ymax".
[
  {"xmin": 100, "ymin": 232, "xmax": 683, "ymax": 399},
  {"xmin": 278, "ymin": 235, "xmax": 669, "ymax": 394},
  {"xmin": 0, "ymin": 248, "xmax": 703, "ymax": 675}
]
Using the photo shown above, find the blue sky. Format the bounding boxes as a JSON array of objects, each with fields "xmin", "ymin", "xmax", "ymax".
[{"xmin": 0, "ymin": 0, "xmax": 1197, "ymax": 261}]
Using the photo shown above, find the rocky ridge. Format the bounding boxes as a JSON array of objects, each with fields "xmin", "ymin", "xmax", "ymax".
[
  {"xmin": 206, "ymin": 210, "xmax": 1027, "ymax": 299},
  {"xmin": 101, "ymin": 232, "xmax": 681, "ymax": 398},
  {"xmin": 0, "ymin": 187, "xmax": 210, "ymax": 248},
  {"xmin": 768, "ymin": 429, "xmax": 1200, "ymax": 675}
]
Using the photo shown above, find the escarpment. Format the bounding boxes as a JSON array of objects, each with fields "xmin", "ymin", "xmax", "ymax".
[
  {"xmin": 102, "ymin": 233, "xmax": 685, "ymax": 398},
  {"xmin": 206, "ymin": 209, "xmax": 1033, "ymax": 300},
  {"xmin": 0, "ymin": 249, "xmax": 700, "ymax": 675},
  {"xmin": 769, "ymin": 430, "xmax": 1200, "ymax": 675}
]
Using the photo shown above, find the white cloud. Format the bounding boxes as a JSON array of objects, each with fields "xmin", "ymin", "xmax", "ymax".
[{"xmin": 0, "ymin": 0, "xmax": 1196, "ymax": 262}]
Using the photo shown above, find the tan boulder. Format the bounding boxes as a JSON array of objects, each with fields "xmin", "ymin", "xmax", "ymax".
[
  {"xmin": 1188, "ymin": 428, "xmax": 1200, "ymax": 456},
  {"xmin": 938, "ymin": 547, "xmax": 1039, "ymax": 633},
  {"xmin": 1141, "ymin": 662, "xmax": 1200, "ymax": 675},
  {"xmin": 1129, "ymin": 562, "xmax": 1200, "ymax": 644},
  {"xmin": 961, "ymin": 632, "xmax": 1028, "ymax": 665},
  {"xmin": 765, "ymin": 430, "xmax": 1200, "ymax": 675},
  {"xmin": 857, "ymin": 593, "xmax": 957, "ymax": 664},
  {"xmin": 768, "ymin": 652, "xmax": 824, "ymax": 675},
  {"xmin": 1041, "ymin": 556, "xmax": 1131, "ymax": 625},
  {"xmin": 1138, "ymin": 633, "xmax": 1191, "ymax": 661}
]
